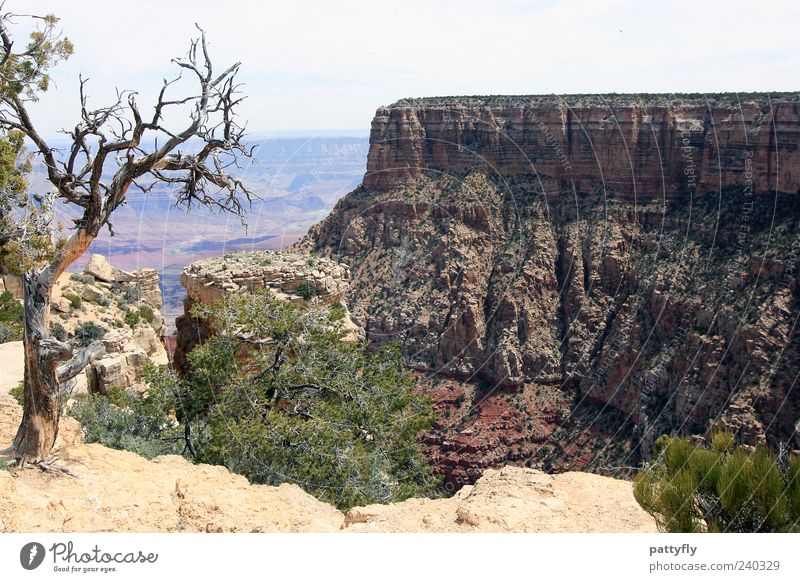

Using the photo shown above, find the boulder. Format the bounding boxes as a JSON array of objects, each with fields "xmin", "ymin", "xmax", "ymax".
[
  {"xmin": 89, "ymin": 326, "xmax": 168, "ymax": 393},
  {"xmin": 84, "ymin": 254, "xmax": 116, "ymax": 283},
  {"xmin": 81, "ymin": 284, "xmax": 105, "ymax": 303},
  {"xmin": 132, "ymin": 323, "xmax": 169, "ymax": 365},
  {"xmin": 0, "ymin": 274, "xmax": 23, "ymax": 299},
  {"xmin": 52, "ymin": 297, "xmax": 72, "ymax": 313}
]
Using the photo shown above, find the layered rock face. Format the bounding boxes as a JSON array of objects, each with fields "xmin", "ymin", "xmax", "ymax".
[
  {"xmin": 306, "ymin": 94, "xmax": 800, "ymax": 485},
  {"xmin": 363, "ymin": 94, "xmax": 800, "ymax": 197},
  {"xmin": 174, "ymin": 251, "xmax": 359, "ymax": 373}
]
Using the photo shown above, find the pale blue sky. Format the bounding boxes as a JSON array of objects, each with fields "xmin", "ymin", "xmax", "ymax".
[{"xmin": 15, "ymin": 0, "xmax": 800, "ymax": 138}]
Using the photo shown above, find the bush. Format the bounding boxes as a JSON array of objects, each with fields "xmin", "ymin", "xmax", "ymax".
[
  {"xmin": 124, "ymin": 286, "xmax": 142, "ymax": 303},
  {"xmin": 295, "ymin": 281, "xmax": 317, "ymax": 300},
  {"xmin": 68, "ymin": 385, "xmax": 183, "ymax": 460},
  {"xmin": 145, "ymin": 289, "xmax": 438, "ymax": 509},
  {"xmin": 139, "ymin": 304, "xmax": 155, "ymax": 324},
  {"xmin": 50, "ymin": 321, "xmax": 67, "ymax": 341},
  {"xmin": 63, "ymin": 292, "xmax": 81, "ymax": 309},
  {"xmin": 0, "ymin": 291, "xmax": 23, "ymax": 343},
  {"xmin": 634, "ymin": 433, "xmax": 800, "ymax": 532},
  {"xmin": 124, "ymin": 309, "xmax": 140, "ymax": 328},
  {"xmin": 9, "ymin": 381, "xmax": 23, "ymax": 405},
  {"xmin": 73, "ymin": 321, "xmax": 105, "ymax": 347}
]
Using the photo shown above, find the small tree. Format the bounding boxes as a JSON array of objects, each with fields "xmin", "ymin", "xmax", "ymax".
[
  {"xmin": 145, "ymin": 289, "xmax": 439, "ymax": 509},
  {"xmin": 0, "ymin": 10, "xmax": 252, "ymax": 470},
  {"xmin": 634, "ymin": 432, "xmax": 800, "ymax": 532}
]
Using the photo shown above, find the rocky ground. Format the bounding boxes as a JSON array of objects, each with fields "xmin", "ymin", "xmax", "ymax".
[{"xmin": 0, "ymin": 391, "xmax": 655, "ymax": 532}]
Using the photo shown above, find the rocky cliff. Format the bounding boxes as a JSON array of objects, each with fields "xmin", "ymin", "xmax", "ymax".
[
  {"xmin": 363, "ymin": 94, "xmax": 800, "ymax": 197},
  {"xmin": 174, "ymin": 250, "xmax": 360, "ymax": 373},
  {"xmin": 305, "ymin": 94, "xmax": 800, "ymax": 486}
]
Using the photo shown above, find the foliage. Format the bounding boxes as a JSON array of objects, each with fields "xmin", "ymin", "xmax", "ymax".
[
  {"xmin": 68, "ymin": 385, "xmax": 184, "ymax": 460},
  {"xmin": 124, "ymin": 286, "xmax": 141, "ymax": 303},
  {"xmin": 144, "ymin": 289, "xmax": 439, "ymax": 509},
  {"xmin": 9, "ymin": 381, "xmax": 23, "ymax": 405},
  {"xmin": 63, "ymin": 291, "xmax": 81, "ymax": 309},
  {"xmin": 0, "ymin": 290, "xmax": 22, "ymax": 342},
  {"xmin": 0, "ymin": 12, "xmax": 72, "ymax": 274},
  {"xmin": 295, "ymin": 281, "xmax": 317, "ymax": 300},
  {"xmin": 73, "ymin": 321, "xmax": 105, "ymax": 347},
  {"xmin": 49, "ymin": 321, "xmax": 67, "ymax": 341},
  {"xmin": 139, "ymin": 304, "xmax": 155, "ymax": 324},
  {"xmin": 634, "ymin": 433, "xmax": 800, "ymax": 532},
  {"xmin": 124, "ymin": 309, "xmax": 140, "ymax": 328}
]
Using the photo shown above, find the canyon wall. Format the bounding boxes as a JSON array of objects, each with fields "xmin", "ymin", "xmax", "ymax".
[
  {"xmin": 306, "ymin": 94, "xmax": 800, "ymax": 486},
  {"xmin": 363, "ymin": 94, "xmax": 800, "ymax": 197}
]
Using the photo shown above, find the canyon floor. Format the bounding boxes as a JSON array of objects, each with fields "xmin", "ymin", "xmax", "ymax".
[{"xmin": 0, "ymin": 345, "xmax": 655, "ymax": 533}]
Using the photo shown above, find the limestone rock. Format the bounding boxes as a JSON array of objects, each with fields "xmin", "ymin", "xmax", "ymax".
[
  {"xmin": 84, "ymin": 254, "xmax": 116, "ymax": 282},
  {"xmin": 52, "ymin": 297, "xmax": 72, "ymax": 313},
  {"xmin": 81, "ymin": 284, "xmax": 105, "ymax": 303},
  {"xmin": 344, "ymin": 466, "xmax": 656, "ymax": 533},
  {"xmin": 133, "ymin": 268, "xmax": 162, "ymax": 310},
  {"xmin": 0, "ymin": 274, "xmax": 22, "ymax": 299},
  {"xmin": 87, "ymin": 329, "xmax": 153, "ymax": 394}
]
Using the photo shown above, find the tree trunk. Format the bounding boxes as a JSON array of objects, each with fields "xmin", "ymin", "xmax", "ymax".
[{"xmin": 11, "ymin": 269, "xmax": 71, "ymax": 465}]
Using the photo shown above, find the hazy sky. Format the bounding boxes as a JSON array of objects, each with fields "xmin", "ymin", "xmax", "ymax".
[{"xmin": 15, "ymin": 0, "xmax": 800, "ymax": 138}]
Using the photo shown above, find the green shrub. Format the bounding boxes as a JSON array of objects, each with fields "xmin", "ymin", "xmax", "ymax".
[
  {"xmin": 0, "ymin": 290, "xmax": 23, "ymax": 321},
  {"xmin": 0, "ymin": 291, "xmax": 23, "ymax": 343},
  {"xmin": 139, "ymin": 304, "xmax": 155, "ymax": 324},
  {"xmin": 124, "ymin": 309, "xmax": 140, "ymax": 328},
  {"xmin": 9, "ymin": 381, "xmax": 23, "ymax": 406},
  {"xmin": 50, "ymin": 321, "xmax": 67, "ymax": 341},
  {"xmin": 63, "ymin": 292, "xmax": 81, "ymax": 309},
  {"xmin": 634, "ymin": 433, "xmax": 800, "ymax": 532},
  {"xmin": 124, "ymin": 286, "xmax": 141, "ymax": 303},
  {"xmin": 74, "ymin": 321, "xmax": 105, "ymax": 347},
  {"xmin": 146, "ymin": 289, "xmax": 438, "ymax": 509},
  {"xmin": 68, "ymin": 385, "xmax": 183, "ymax": 460},
  {"xmin": 0, "ymin": 322, "xmax": 21, "ymax": 343},
  {"xmin": 295, "ymin": 281, "xmax": 317, "ymax": 300}
]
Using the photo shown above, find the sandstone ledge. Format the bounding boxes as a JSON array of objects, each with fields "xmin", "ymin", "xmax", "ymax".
[{"xmin": 180, "ymin": 250, "xmax": 350, "ymax": 307}]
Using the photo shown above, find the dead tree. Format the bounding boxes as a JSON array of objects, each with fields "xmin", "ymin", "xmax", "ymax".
[{"xmin": 0, "ymin": 13, "xmax": 253, "ymax": 470}]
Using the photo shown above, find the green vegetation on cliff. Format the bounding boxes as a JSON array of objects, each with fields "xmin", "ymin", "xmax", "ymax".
[
  {"xmin": 74, "ymin": 289, "xmax": 438, "ymax": 510},
  {"xmin": 634, "ymin": 433, "xmax": 800, "ymax": 532}
]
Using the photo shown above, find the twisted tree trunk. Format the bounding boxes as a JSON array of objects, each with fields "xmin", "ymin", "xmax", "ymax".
[
  {"xmin": 10, "ymin": 233, "xmax": 103, "ymax": 466},
  {"xmin": 12, "ymin": 269, "xmax": 71, "ymax": 464}
]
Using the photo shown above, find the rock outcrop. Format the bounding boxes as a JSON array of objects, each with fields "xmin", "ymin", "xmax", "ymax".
[
  {"xmin": 174, "ymin": 250, "xmax": 359, "ymax": 373},
  {"xmin": 305, "ymin": 94, "xmax": 800, "ymax": 486},
  {"xmin": 49, "ymin": 255, "xmax": 168, "ymax": 395},
  {"xmin": 0, "ymin": 393, "xmax": 655, "ymax": 533}
]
